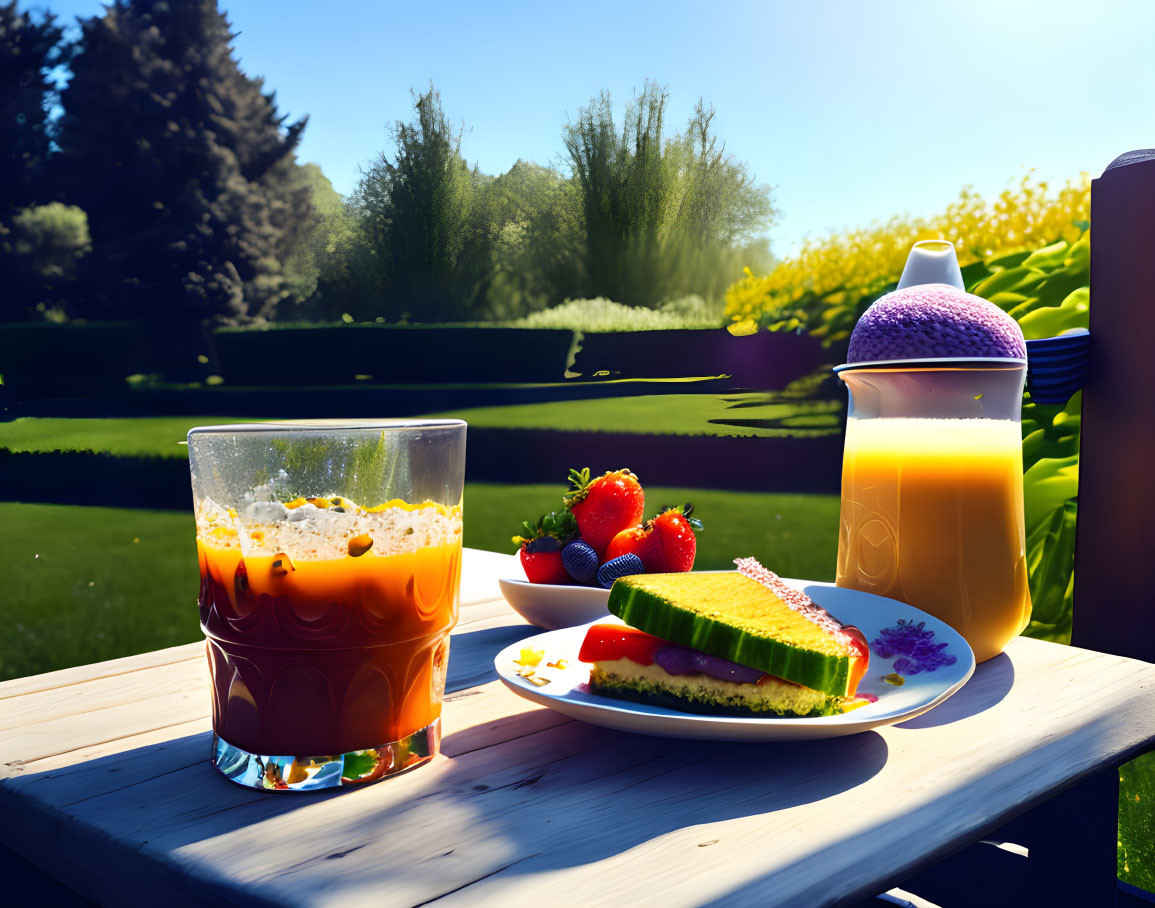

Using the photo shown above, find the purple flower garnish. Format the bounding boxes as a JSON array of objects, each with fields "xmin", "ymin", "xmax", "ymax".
[{"xmin": 871, "ymin": 619, "xmax": 957, "ymax": 675}]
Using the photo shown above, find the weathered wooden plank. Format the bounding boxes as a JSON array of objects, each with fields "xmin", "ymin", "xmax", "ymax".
[
  {"xmin": 459, "ymin": 547, "xmax": 519, "ymax": 605},
  {"xmin": 2, "ymin": 633, "xmax": 1154, "ymax": 907},
  {"xmin": 0, "ymin": 652, "xmax": 208, "ymax": 734},
  {"xmin": 0, "ymin": 659, "xmax": 210, "ymax": 766},
  {"xmin": 429, "ymin": 641, "xmax": 1155, "ymax": 908},
  {"xmin": 0, "ymin": 643, "xmax": 203, "ymax": 702}
]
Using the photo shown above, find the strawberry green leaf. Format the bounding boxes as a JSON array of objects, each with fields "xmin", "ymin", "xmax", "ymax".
[
  {"xmin": 563, "ymin": 467, "xmax": 592, "ymax": 505},
  {"xmin": 512, "ymin": 509, "xmax": 579, "ymax": 550}
]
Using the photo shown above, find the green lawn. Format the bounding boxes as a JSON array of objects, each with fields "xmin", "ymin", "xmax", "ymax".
[
  {"xmin": 0, "ymin": 503, "xmax": 201, "ymax": 681},
  {"xmin": 424, "ymin": 393, "xmax": 843, "ymax": 437},
  {"xmin": 1121, "ymin": 753, "xmax": 1155, "ymax": 891},
  {"xmin": 0, "ymin": 415, "xmax": 257, "ymax": 458},
  {"xmin": 0, "ymin": 393, "xmax": 841, "ymax": 460}
]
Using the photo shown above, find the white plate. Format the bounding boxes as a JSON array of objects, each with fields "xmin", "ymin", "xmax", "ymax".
[
  {"xmin": 498, "ymin": 577, "xmax": 611, "ymax": 630},
  {"xmin": 495, "ymin": 579, "xmax": 975, "ymax": 741}
]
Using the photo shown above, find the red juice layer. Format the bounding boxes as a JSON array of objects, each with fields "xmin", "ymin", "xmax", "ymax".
[{"xmin": 199, "ymin": 539, "xmax": 460, "ymax": 755}]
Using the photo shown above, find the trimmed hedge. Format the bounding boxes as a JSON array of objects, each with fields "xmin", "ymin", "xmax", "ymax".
[
  {"xmin": 0, "ymin": 430, "xmax": 842, "ymax": 509},
  {"xmin": 213, "ymin": 325, "xmax": 575, "ymax": 385},
  {"xmin": 571, "ymin": 328, "xmax": 825, "ymax": 387},
  {"xmin": 0, "ymin": 321, "xmax": 218, "ymax": 398},
  {"xmin": 0, "ymin": 322, "xmax": 152, "ymax": 397},
  {"xmin": 0, "ymin": 321, "xmax": 827, "ymax": 399}
]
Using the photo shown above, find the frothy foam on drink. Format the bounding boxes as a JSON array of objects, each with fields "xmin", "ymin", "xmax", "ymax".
[{"xmin": 196, "ymin": 480, "xmax": 462, "ymax": 560}]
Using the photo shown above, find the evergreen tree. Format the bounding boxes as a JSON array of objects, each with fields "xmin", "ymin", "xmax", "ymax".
[
  {"xmin": 0, "ymin": 3, "xmax": 86, "ymax": 321},
  {"xmin": 56, "ymin": 0, "xmax": 312, "ymax": 322},
  {"xmin": 353, "ymin": 86, "xmax": 492, "ymax": 321},
  {"xmin": 0, "ymin": 1, "xmax": 62, "ymax": 214}
]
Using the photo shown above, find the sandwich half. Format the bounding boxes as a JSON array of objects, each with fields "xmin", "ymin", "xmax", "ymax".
[{"xmin": 578, "ymin": 559, "xmax": 871, "ymax": 718}]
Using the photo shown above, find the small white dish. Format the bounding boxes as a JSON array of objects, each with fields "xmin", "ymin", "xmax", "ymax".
[
  {"xmin": 498, "ymin": 577, "xmax": 611, "ymax": 630},
  {"xmin": 494, "ymin": 579, "xmax": 975, "ymax": 741}
]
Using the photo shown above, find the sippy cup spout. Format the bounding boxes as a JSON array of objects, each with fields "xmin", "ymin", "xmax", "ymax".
[{"xmin": 897, "ymin": 240, "xmax": 965, "ymax": 292}]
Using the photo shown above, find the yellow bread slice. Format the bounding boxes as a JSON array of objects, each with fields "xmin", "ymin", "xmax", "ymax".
[{"xmin": 590, "ymin": 659, "xmax": 833, "ymax": 717}]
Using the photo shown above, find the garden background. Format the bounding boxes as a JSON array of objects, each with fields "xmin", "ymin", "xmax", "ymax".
[{"xmin": 0, "ymin": 0, "xmax": 1148, "ymax": 890}]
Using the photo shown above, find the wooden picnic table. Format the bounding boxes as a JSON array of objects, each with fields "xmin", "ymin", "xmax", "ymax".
[{"xmin": 3, "ymin": 547, "xmax": 1154, "ymax": 907}]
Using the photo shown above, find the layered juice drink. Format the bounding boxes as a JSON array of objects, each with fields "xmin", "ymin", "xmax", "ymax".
[
  {"xmin": 836, "ymin": 416, "xmax": 1031, "ymax": 662},
  {"xmin": 189, "ymin": 421, "xmax": 466, "ymax": 791}
]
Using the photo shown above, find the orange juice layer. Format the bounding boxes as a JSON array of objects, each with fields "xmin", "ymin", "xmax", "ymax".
[
  {"xmin": 836, "ymin": 418, "xmax": 1031, "ymax": 663},
  {"xmin": 199, "ymin": 529, "xmax": 461, "ymax": 756}
]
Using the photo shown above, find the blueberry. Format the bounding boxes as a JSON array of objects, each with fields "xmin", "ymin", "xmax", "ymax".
[
  {"xmin": 597, "ymin": 554, "xmax": 645, "ymax": 589},
  {"xmin": 525, "ymin": 536, "xmax": 560, "ymax": 554},
  {"xmin": 561, "ymin": 540, "xmax": 598, "ymax": 583}
]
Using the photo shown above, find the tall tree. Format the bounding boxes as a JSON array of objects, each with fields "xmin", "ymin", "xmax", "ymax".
[
  {"xmin": 483, "ymin": 160, "xmax": 583, "ymax": 316},
  {"xmin": 0, "ymin": 1, "xmax": 62, "ymax": 214},
  {"xmin": 0, "ymin": 3, "xmax": 88, "ymax": 320},
  {"xmin": 562, "ymin": 81, "xmax": 774, "ymax": 307},
  {"xmin": 282, "ymin": 162, "xmax": 386, "ymax": 322},
  {"xmin": 353, "ymin": 85, "xmax": 491, "ymax": 321},
  {"xmin": 55, "ymin": 0, "xmax": 312, "ymax": 322}
]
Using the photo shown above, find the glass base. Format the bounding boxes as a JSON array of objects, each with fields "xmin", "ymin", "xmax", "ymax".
[{"xmin": 211, "ymin": 718, "xmax": 440, "ymax": 791}]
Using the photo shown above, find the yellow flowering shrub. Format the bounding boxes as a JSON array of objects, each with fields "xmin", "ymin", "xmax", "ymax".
[{"xmin": 725, "ymin": 173, "xmax": 1091, "ymax": 342}]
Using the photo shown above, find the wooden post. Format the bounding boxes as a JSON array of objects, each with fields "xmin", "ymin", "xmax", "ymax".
[
  {"xmin": 1026, "ymin": 768, "xmax": 1120, "ymax": 905},
  {"xmin": 1071, "ymin": 150, "xmax": 1155, "ymax": 663}
]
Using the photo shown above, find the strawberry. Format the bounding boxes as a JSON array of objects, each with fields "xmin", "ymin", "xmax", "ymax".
[
  {"xmin": 609, "ymin": 504, "xmax": 701, "ymax": 573},
  {"xmin": 563, "ymin": 467, "xmax": 644, "ymax": 558},
  {"xmin": 513, "ymin": 510, "xmax": 579, "ymax": 585},
  {"xmin": 605, "ymin": 525, "xmax": 647, "ymax": 561},
  {"xmin": 519, "ymin": 540, "xmax": 570, "ymax": 585}
]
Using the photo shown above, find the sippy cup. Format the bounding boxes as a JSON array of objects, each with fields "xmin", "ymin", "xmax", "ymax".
[{"xmin": 834, "ymin": 241, "xmax": 1032, "ymax": 662}]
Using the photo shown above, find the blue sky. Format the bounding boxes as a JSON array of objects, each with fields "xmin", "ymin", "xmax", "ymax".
[{"xmin": 26, "ymin": 0, "xmax": 1155, "ymax": 256}]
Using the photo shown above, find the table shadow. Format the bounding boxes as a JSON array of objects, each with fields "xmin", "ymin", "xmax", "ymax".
[
  {"xmin": 438, "ymin": 721, "xmax": 890, "ymax": 869},
  {"xmin": 446, "ymin": 623, "xmax": 539, "ymax": 693},
  {"xmin": 895, "ymin": 651, "xmax": 1015, "ymax": 730}
]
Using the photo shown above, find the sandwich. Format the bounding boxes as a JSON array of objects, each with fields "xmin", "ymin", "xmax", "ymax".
[{"xmin": 578, "ymin": 558, "xmax": 871, "ymax": 717}]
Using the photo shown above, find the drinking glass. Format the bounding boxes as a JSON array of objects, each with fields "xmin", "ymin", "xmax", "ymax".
[{"xmin": 188, "ymin": 420, "xmax": 466, "ymax": 790}]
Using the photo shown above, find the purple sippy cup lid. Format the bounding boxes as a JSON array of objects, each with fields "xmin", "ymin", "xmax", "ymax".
[
  {"xmin": 845, "ymin": 282, "xmax": 1027, "ymax": 366},
  {"xmin": 839, "ymin": 240, "xmax": 1026, "ymax": 369}
]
